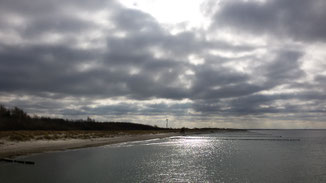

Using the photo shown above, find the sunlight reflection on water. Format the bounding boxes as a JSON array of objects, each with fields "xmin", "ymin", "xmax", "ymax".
[{"xmin": 139, "ymin": 136, "xmax": 227, "ymax": 182}]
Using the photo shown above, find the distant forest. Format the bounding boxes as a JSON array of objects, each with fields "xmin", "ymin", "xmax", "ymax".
[{"xmin": 0, "ymin": 105, "xmax": 162, "ymax": 131}]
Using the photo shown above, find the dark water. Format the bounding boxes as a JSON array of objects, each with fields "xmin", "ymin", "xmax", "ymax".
[{"xmin": 1, "ymin": 130, "xmax": 326, "ymax": 183}]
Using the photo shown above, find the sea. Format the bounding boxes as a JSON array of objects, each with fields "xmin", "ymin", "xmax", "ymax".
[{"xmin": 0, "ymin": 130, "xmax": 325, "ymax": 183}]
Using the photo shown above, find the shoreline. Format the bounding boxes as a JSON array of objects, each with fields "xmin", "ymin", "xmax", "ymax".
[{"xmin": 0, "ymin": 132, "xmax": 179, "ymax": 158}]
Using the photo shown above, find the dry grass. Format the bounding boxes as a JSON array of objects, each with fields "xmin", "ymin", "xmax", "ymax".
[{"xmin": 0, "ymin": 130, "xmax": 177, "ymax": 142}]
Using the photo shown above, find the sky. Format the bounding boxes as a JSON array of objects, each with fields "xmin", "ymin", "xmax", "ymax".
[{"xmin": 1, "ymin": 0, "xmax": 326, "ymax": 129}]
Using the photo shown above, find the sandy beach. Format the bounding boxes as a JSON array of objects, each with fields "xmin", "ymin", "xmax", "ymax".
[{"xmin": 0, "ymin": 132, "xmax": 179, "ymax": 158}]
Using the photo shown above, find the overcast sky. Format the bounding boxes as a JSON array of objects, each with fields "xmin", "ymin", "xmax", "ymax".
[{"xmin": 1, "ymin": 0, "xmax": 326, "ymax": 128}]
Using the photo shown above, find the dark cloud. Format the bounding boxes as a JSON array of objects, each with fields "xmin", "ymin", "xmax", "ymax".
[
  {"xmin": 0, "ymin": 44, "xmax": 101, "ymax": 94},
  {"xmin": 0, "ymin": 0, "xmax": 254, "ymax": 101},
  {"xmin": 76, "ymin": 102, "xmax": 191, "ymax": 116},
  {"xmin": 190, "ymin": 64, "xmax": 256, "ymax": 99},
  {"xmin": 211, "ymin": 0, "xmax": 326, "ymax": 42},
  {"xmin": 261, "ymin": 50, "xmax": 305, "ymax": 87},
  {"xmin": 0, "ymin": 0, "xmax": 325, "ymax": 127}
]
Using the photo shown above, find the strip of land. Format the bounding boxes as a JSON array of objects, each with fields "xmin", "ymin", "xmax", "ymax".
[
  {"xmin": 0, "ymin": 106, "xmax": 245, "ymax": 158},
  {"xmin": 0, "ymin": 131, "xmax": 179, "ymax": 158}
]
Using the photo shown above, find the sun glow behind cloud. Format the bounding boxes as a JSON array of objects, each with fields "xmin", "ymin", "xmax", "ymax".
[{"xmin": 119, "ymin": 0, "xmax": 209, "ymax": 30}]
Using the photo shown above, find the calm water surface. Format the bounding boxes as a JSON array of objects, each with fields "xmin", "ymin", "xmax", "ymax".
[{"xmin": 1, "ymin": 130, "xmax": 325, "ymax": 182}]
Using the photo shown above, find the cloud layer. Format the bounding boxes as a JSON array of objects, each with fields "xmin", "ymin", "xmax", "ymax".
[{"xmin": 1, "ymin": 0, "xmax": 326, "ymax": 128}]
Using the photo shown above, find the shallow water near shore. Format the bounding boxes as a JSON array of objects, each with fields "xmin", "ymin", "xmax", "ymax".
[{"xmin": 1, "ymin": 130, "xmax": 326, "ymax": 183}]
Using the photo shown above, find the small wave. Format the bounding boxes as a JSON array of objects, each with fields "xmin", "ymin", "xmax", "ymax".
[{"xmin": 216, "ymin": 138, "xmax": 300, "ymax": 141}]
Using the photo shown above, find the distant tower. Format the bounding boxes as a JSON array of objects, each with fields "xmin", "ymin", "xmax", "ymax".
[{"xmin": 166, "ymin": 119, "xmax": 168, "ymax": 128}]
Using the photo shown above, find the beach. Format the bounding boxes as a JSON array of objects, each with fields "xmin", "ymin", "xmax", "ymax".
[{"xmin": 0, "ymin": 132, "xmax": 178, "ymax": 158}]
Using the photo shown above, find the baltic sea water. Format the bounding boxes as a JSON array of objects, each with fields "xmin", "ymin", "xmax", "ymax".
[{"xmin": 1, "ymin": 130, "xmax": 325, "ymax": 182}]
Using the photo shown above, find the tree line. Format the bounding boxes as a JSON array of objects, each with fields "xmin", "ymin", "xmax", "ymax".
[{"xmin": 0, "ymin": 105, "xmax": 161, "ymax": 131}]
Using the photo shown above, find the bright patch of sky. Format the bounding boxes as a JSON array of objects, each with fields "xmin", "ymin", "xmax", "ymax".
[{"xmin": 120, "ymin": 0, "xmax": 209, "ymax": 31}]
